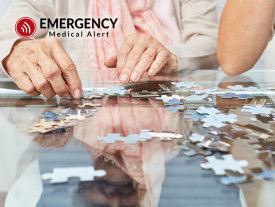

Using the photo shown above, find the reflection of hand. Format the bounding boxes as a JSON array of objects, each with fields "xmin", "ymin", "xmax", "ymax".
[
  {"xmin": 2, "ymin": 37, "xmax": 82, "ymax": 98},
  {"xmin": 104, "ymin": 34, "xmax": 179, "ymax": 84}
]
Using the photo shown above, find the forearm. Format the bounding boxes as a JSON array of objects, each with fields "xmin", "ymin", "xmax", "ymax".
[{"xmin": 218, "ymin": 0, "xmax": 275, "ymax": 75}]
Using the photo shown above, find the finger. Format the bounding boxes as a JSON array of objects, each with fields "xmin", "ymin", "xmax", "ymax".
[
  {"xmin": 116, "ymin": 34, "xmax": 136, "ymax": 83},
  {"xmin": 104, "ymin": 55, "xmax": 117, "ymax": 68},
  {"xmin": 130, "ymin": 46, "xmax": 157, "ymax": 82},
  {"xmin": 12, "ymin": 70, "xmax": 40, "ymax": 96},
  {"xmin": 148, "ymin": 49, "xmax": 171, "ymax": 76},
  {"xmin": 50, "ymin": 38, "xmax": 82, "ymax": 98},
  {"xmin": 23, "ymin": 58, "xmax": 56, "ymax": 98},
  {"xmin": 37, "ymin": 54, "xmax": 70, "ymax": 98},
  {"xmin": 119, "ymin": 35, "xmax": 152, "ymax": 83}
]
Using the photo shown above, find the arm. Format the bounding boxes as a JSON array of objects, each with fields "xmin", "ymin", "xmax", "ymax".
[
  {"xmin": 166, "ymin": 0, "xmax": 219, "ymax": 70},
  {"xmin": 217, "ymin": 0, "xmax": 275, "ymax": 75}
]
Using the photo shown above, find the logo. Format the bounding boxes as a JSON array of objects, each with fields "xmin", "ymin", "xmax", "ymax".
[{"xmin": 15, "ymin": 17, "xmax": 36, "ymax": 38}]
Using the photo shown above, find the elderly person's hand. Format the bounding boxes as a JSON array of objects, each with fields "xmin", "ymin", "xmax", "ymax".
[
  {"xmin": 104, "ymin": 34, "xmax": 179, "ymax": 84},
  {"xmin": 2, "ymin": 37, "xmax": 82, "ymax": 98}
]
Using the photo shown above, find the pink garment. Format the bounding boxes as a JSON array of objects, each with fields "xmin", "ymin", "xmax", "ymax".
[
  {"xmin": 82, "ymin": 0, "xmax": 172, "ymax": 71},
  {"xmin": 150, "ymin": 0, "xmax": 181, "ymax": 45}
]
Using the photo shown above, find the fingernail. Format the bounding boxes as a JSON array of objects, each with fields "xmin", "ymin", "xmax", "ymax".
[
  {"xmin": 61, "ymin": 93, "xmax": 70, "ymax": 98},
  {"xmin": 74, "ymin": 88, "xmax": 81, "ymax": 98},
  {"xmin": 120, "ymin": 73, "xmax": 129, "ymax": 82},
  {"xmin": 148, "ymin": 68, "xmax": 154, "ymax": 76},
  {"xmin": 130, "ymin": 71, "xmax": 139, "ymax": 81}
]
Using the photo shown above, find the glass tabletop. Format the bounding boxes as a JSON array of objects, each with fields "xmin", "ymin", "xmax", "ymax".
[{"xmin": 1, "ymin": 69, "xmax": 275, "ymax": 207}]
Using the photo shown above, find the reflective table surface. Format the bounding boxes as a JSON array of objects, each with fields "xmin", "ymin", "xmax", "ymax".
[{"xmin": 1, "ymin": 70, "xmax": 275, "ymax": 207}]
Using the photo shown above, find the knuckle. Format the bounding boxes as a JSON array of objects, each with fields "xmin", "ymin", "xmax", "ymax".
[
  {"xmin": 48, "ymin": 37, "xmax": 60, "ymax": 44},
  {"xmin": 144, "ymin": 34, "xmax": 152, "ymax": 40},
  {"xmin": 24, "ymin": 85, "xmax": 37, "ymax": 95},
  {"xmin": 127, "ymin": 34, "xmax": 136, "ymax": 39},
  {"xmin": 144, "ymin": 50, "xmax": 155, "ymax": 60},
  {"xmin": 44, "ymin": 67, "xmax": 60, "ymax": 80},
  {"xmin": 36, "ymin": 79, "xmax": 49, "ymax": 90},
  {"xmin": 118, "ymin": 49, "xmax": 129, "ymax": 58},
  {"xmin": 129, "ymin": 50, "xmax": 142, "ymax": 60},
  {"xmin": 63, "ymin": 61, "xmax": 76, "ymax": 73}
]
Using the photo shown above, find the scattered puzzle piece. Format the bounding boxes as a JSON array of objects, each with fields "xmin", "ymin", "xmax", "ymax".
[
  {"xmin": 183, "ymin": 95, "xmax": 208, "ymax": 101},
  {"xmin": 201, "ymin": 155, "xmax": 248, "ymax": 175},
  {"xmin": 197, "ymin": 106, "xmax": 220, "ymax": 116},
  {"xmin": 200, "ymin": 140, "xmax": 230, "ymax": 152},
  {"xmin": 171, "ymin": 82, "xmax": 198, "ymax": 89},
  {"xmin": 184, "ymin": 110, "xmax": 207, "ymax": 121},
  {"xmin": 42, "ymin": 167, "xmax": 106, "ymax": 183},
  {"xmin": 178, "ymin": 142, "xmax": 212, "ymax": 156},
  {"xmin": 251, "ymin": 170, "xmax": 275, "ymax": 180},
  {"xmin": 249, "ymin": 139, "xmax": 275, "ymax": 152},
  {"xmin": 189, "ymin": 88, "xmax": 217, "ymax": 95},
  {"xmin": 156, "ymin": 95, "xmax": 184, "ymax": 103},
  {"xmin": 241, "ymin": 105, "xmax": 273, "ymax": 115},
  {"xmin": 220, "ymin": 175, "xmax": 247, "ymax": 185},
  {"xmin": 201, "ymin": 114, "xmax": 238, "ymax": 128},
  {"xmin": 97, "ymin": 133, "xmax": 141, "ymax": 143},
  {"xmin": 41, "ymin": 111, "xmax": 60, "ymax": 121},
  {"xmin": 223, "ymin": 131, "xmax": 249, "ymax": 140},
  {"xmin": 139, "ymin": 129, "xmax": 183, "ymax": 140},
  {"xmin": 164, "ymin": 105, "xmax": 184, "ymax": 113},
  {"xmin": 83, "ymin": 94, "xmax": 102, "ymax": 100},
  {"xmin": 188, "ymin": 133, "xmax": 215, "ymax": 143},
  {"xmin": 164, "ymin": 98, "xmax": 182, "ymax": 106}
]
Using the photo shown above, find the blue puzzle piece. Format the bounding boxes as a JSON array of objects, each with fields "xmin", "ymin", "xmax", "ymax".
[
  {"xmin": 235, "ymin": 94, "xmax": 253, "ymax": 99},
  {"xmin": 220, "ymin": 175, "xmax": 247, "ymax": 185},
  {"xmin": 218, "ymin": 92, "xmax": 236, "ymax": 99},
  {"xmin": 252, "ymin": 170, "xmax": 275, "ymax": 180},
  {"xmin": 164, "ymin": 105, "xmax": 184, "ymax": 113},
  {"xmin": 184, "ymin": 110, "xmax": 207, "ymax": 121},
  {"xmin": 164, "ymin": 98, "xmax": 181, "ymax": 105},
  {"xmin": 41, "ymin": 111, "xmax": 60, "ymax": 121}
]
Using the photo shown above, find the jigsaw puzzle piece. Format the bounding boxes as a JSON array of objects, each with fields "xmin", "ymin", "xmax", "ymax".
[
  {"xmin": 41, "ymin": 111, "xmax": 60, "ymax": 121},
  {"xmin": 178, "ymin": 142, "xmax": 212, "ymax": 156},
  {"xmin": 220, "ymin": 175, "xmax": 247, "ymax": 185},
  {"xmin": 189, "ymin": 88, "xmax": 217, "ymax": 95},
  {"xmin": 164, "ymin": 105, "xmax": 184, "ymax": 113},
  {"xmin": 200, "ymin": 140, "xmax": 230, "ymax": 152},
  {"xmin": 196, "ymin": 106, "xmax": 220, "ymax": 116},
  {"xmin": 241, "ymin": 105, "xmax": 273, "ymax": 115},
  {"xmin": 201, "ymin": 155, "xmax": 249, "ymax": 175},
  {"xmin": 164, "ymin": 98, "xmax": 181, "ymax": 105},
  {"xmin": 251, "ymin": 170, "xmax": 275, "ymax": 180},
  {"xmin": 171, "ymin": 82, "xmax": 198, "ymax": 89},
  {"xmin": 184, "ymin": 110, "xmax": 207, "ymax": 121},
  {"xmin": 156, "ymin": 95, "xmax": 184, "ymax": 103},
  {"xmin": 41, "ymin": 167, "xmax": 106, "ymax": 183},
  {"xmin": 183, "ymin": 95, "xmax": 208, "ymax": 101}
]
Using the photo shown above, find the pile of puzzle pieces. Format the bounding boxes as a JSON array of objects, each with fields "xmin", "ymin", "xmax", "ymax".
[{"xmin": 35, "ymin": 82, "xmax": 275, "ymax": 189}]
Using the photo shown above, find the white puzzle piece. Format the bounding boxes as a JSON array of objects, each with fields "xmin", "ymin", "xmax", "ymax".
[
  {"xmin": 201, "ymin": 154, "xmax": 249, "ymax": 175},
  {"xmin": 42, "ymin": 166, "xmax": 106, "ymax": 183}
]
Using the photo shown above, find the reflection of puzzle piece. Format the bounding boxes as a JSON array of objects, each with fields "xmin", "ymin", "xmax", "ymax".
[
  {"xmin": 197, "ymin": 106, "xmax": 220, "ymax": 116},
  {"xmin": 183, "ymin": 95, "xmax": 208, "ymax": 101},
  {"xmin": 139, "ymin": 129, "xmax": 183, "ymax": 140},
  {"xmin": 241, "ymin": 105, "xmax": 273, "ymax": 115},
  {"xmin": 200, "ymin": 140, "xmax": 230, "ymax": 152},
  {"xmin": 108, "ymin": 87, "xmax": 128, "ymax": 95},
  {"xmin": 224, "ymin": 131, "xmax": 249, "ymax": 140},
  {"xmin": 255, "ymin": 114, "xmax": 275, "ymax": 123},
  {"xmin": 178, "ymin": 142, "xmax": 212, "ymax": 156},
  {"xmin": 171, "ymin": 82, "xmax": 198, "ymax": 89},
  {"xmin": 97, "ymin": 134, "xmax": 141, "ymax": 143},
  {"xmin": 218, "ymin": 92, "xmax": 252, "ymax": 100},
  {"xmin": 156, "ymin": 95, "xmax": 184, "ymax": 103},
  {"xmin": 164, "ymin": 98, "xmax": 181, "ymax": 105},
  {"xmin": 184, "ymin": 110, "xmax": 207, "ymax": 121},
  {"xmin": 34, "ymin": 119, "xmax": 70, "ymax": 129},
  {"xmin": 249, "ymin": 139, "xmax": 275, "ymax": 152},
  {"xmin": 164, "ymin": 105, "xmax": 184, "ymax": 113},
  {"xmin": 83, "ymin": 94, "xmax": 102, "ymax": 100},
  {"xmin": 251, "ymin": 170, "xmax": 275, "ymax": 180},
  {"xmin": 42, "ymin": 167, "xmax": 106, "ymax": 184},
  {"xmin": 64, "ymin": 109, "xmax": 93, "ymax": 121},
  {"xmin": 188, "ymin": 133, "xmax": 214, "ymax": 143},
  {"xmin": 208, "ymin": 125, "xmax": 232, "ymax": 135},
  {"xmin": 201, "ymin": 155, "xmax": 249, "ymax": 175},
  {"xmin": 218, "ymin": 92, "xmax": 236, "ymax": 99},
  {"xmin": 41, "ymin": 111, "xmax": 60, "ymax": 121},
  {"xmin": 190, "ymin": 88, "xmax": 217, "ymax": 95},
  {"xmin": 29, "ymin": 126, "xmax": 52, "ymax": 133},
  {"xmin": 220, "ymin": 175, "xmax": 247, "ymax": 185},
  {"xmin": 201, "ymin": 114, "xmax": 238, "ymax": 128},
  {"xmin": 228, "ymin": 85, "xmax": 260, "ymax": 92},
  {"xmin": 91, "ymin": 89, "xmax": 113, "ymax": 95},
  {"xmin": 79, "ymin": 103, "xmax": 101, "ymax": 107}
]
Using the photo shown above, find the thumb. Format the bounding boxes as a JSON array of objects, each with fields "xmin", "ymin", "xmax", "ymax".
[{"xmin": 104, "ymin": 55, "xmax": 117, "ymax": 68}]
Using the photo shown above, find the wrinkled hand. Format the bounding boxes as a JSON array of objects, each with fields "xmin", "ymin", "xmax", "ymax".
[
  {"xmin": 104, "ymin": 34, "xmax": 179, "ymax": 84},
  {"xmin": 2, "ymin": 37, "xmax": 82, "ymax": 98}
]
